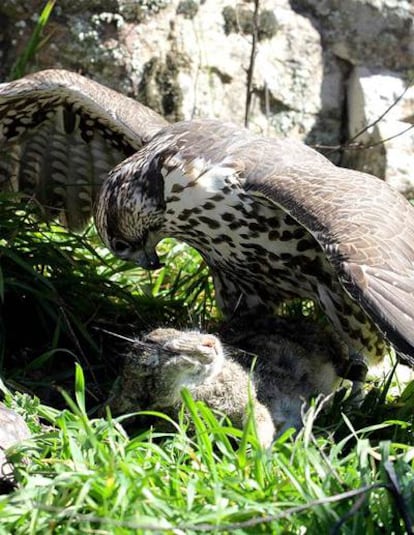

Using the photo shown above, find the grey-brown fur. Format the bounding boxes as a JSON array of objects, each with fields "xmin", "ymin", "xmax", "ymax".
[
  {"xmin": 109, "ymin": 325, "xmax": 341, "ymax": 446},
  {"xmin": 0, "ymin": 405, "xmax": 30, "ymax": 488}
]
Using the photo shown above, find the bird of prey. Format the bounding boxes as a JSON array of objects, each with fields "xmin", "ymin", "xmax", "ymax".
[{"xmin": 1, "ymin": 69, "xmax": 413, "ymax": 374}]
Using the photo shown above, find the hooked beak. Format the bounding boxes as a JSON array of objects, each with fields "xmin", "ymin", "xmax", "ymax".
[
  {"xmin": 130, "ymin": 247, "xmax": 163, "ymax": 270},
  {"xmin": 110, "ymin": 233, "xmax": 164, "ymax": 270}
]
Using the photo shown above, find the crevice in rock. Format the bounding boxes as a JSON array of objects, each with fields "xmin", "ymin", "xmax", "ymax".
[
  {"xmin": 337, "ymin": 57, "xmax": 354, "ymax": 168},
  {"xmin": 254, "ymin": 87, "xmax": 293, "ymax": 117}
]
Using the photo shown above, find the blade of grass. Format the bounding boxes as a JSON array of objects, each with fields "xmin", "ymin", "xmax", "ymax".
[{"xmin": 10, "ymin": 0, "xmax": 56, "ymax": 80}]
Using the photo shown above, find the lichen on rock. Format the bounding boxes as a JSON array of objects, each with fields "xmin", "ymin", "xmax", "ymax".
[
  {"xmin": 0, "ymin": 0, "xmax": 412, "ymax": 195},
  {"xmin": 138, "ymin": 52, "xmax": 185, "ymax": 122}
]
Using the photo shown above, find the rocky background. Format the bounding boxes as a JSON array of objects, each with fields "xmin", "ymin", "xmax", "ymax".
[{"xmin": 0, "ymin": 0, "xmax": 413, "ymax": 196}]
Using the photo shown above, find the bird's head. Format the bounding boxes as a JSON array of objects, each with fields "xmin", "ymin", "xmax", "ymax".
[{"xmin": 94, "ymin": 153, "xmax": 166, "ymax": 270}]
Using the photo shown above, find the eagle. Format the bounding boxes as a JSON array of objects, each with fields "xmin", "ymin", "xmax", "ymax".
[{"xmin": 1, "ymin": 69, "xmax": 414, "ymax": 376}]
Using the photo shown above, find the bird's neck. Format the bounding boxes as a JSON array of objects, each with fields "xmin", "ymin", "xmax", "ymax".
[{"xmin": 161, "ymin": 161, "xmax": 243, "ymax": 245}]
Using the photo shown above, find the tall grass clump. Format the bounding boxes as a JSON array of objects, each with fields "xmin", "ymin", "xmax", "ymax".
[
  {"xmin": 0, "ymin": 367, "xmax": 413, "ymax": 534},
  {"xmin": 0, "ymin": 193, "xmax": 214, "ymax": 405}
]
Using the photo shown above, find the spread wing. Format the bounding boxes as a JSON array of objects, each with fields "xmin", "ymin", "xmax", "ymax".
[
  {"xmin": 152, "ymin": 119, "xmax": 414, "ymax": 365},
  {"xmin": 240, "ymin": 136, "xmax": 414, "ymax": 365},
  {"xmin": 0, "ymin": 69, "xmax": 168, "ymax": 228}
]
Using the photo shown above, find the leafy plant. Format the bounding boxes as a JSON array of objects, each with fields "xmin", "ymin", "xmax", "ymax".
[{"xmin": 0, "ymin": 369, "xmax": 413, "ymax": 534}]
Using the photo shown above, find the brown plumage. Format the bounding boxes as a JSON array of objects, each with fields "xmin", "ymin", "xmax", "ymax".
[
  {"xmin": 0, "ymin": 69, "xmax": 167, "ymax": 228},
  {"xmin": 96, "ymin": 118, "xmax": 414, "ymax": 371},
  {"xmin": 1, "ymin": 69, "xmax": 414, "ymax": 372}
]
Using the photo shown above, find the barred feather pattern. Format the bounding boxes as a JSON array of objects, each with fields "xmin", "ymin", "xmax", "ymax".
[{"xmin": 0, "ymin": 69, "xmax": 167, "ymax": 228}]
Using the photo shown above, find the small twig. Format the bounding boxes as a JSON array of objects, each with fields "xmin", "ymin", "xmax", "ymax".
[
  {"xmin": 356, "ymin": 123, "xmax": 414, "ymax": 149},
  {"xmin": 57, "ymin": 303, "xmax": 103, "ymax": 400},
  {"xmin": 264, "ymin": 81, "xmax": 270, "ymax": 134},
  {"xmin": 313, "ymin": 77, "xmax": 414, "ymax": 155},
  {"xmin": 346, "ymin": 79, "xmax": 413, "ymax": 146},
  {"xmin": 31, "ymin": 483, "xmax": 390, "ymax": 532},
  {"xmin": 314, "ymin": 123, "xmax": 414, "ymax": 154},
  {"xmin": 244, "ymin": 0, "xmax": 260, "ymax": 127},
  {"xmin": 330, "ymin": 492, "xmax": 369, "ymax": 534}
]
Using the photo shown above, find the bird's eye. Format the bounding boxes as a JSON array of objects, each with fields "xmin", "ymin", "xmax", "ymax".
[{"xmin": 112, "ymin": 239, "xmax": 130, "ymax": 253}]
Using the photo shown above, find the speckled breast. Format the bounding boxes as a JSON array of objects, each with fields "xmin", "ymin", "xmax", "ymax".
[{"xmin": 165, "ymin": 181, "xmax": 386, "ymax": 366}]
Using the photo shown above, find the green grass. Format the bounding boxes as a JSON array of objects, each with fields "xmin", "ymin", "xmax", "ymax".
[
  {"xmin": 0, "ymin": 194, "xmax": 215, "ymax": 407},
  {"xmin": 1, "ymin": 193, "xmax": 414, "ymax": 534},
  {"xmin": 1, "ymin": 6, "xmax": 413, "ymax": 531},
  {"xmin": 8, "ymin": 0, "xmax": 56, "ymax": 81},
  {"xmin": 1, "ymin": 368, "xmax": 413, "ymax": 534}
]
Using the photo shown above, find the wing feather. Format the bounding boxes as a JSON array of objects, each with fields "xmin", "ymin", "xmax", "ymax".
[
  {"xmin": 241, "ymin": 139, "xmax": 414, "ymax": 363},
  {"xmin": 152, "ymin": 119, "xmax": 414, "ymax": 362},
  {"xmin": 0, "ymin": 69, "xmax": 168, "ymax": 228},
  {"xmin": 342, "ymin": 264, "xmax": 414, "ymax": 365}
]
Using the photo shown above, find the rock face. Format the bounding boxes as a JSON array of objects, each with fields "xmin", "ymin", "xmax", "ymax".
[
  {"xmin": 0, "ymin": 0, "xmax": 412, "ymax": 195},
  {"xmin": 344, "ymin": 68, "xmax": 414, "ymax": 196}
]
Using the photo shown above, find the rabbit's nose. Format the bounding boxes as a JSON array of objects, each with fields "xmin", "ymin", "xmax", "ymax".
[{"xmin": 201, "ymin": 336, "xmax": 219, "ymax": 353}]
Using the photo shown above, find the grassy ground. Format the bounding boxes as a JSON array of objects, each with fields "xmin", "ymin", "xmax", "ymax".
[
  {"xmin": 1, "ymin": 193, "xmax": 414, "ymax": 534},
  {"xmin": 0, "ymin": 6, "xmax": 413, "ymax": 530}
]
